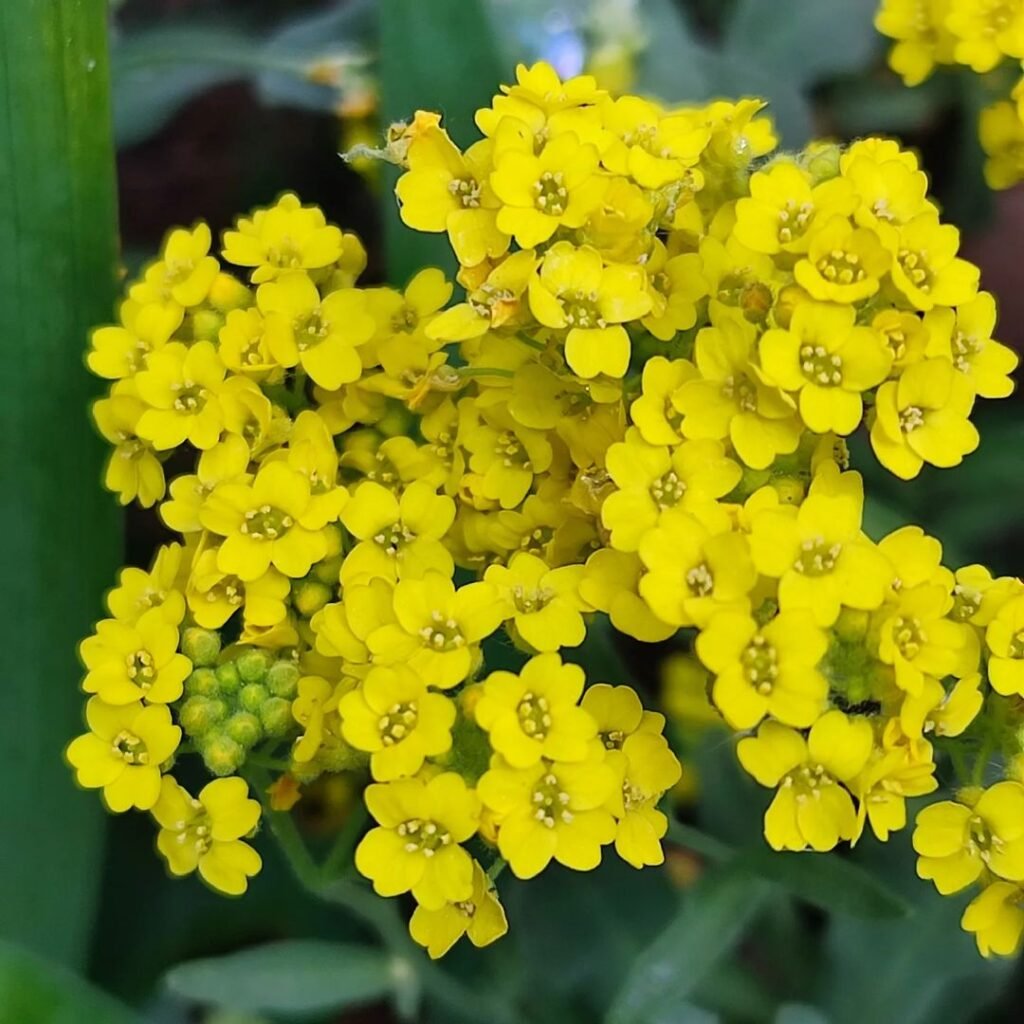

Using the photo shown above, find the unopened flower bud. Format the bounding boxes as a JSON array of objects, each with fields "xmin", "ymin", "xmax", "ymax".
[
  {"xmin": 185, "ymin": 667, "xmax": 219, "ymax": 697},
  {"xmin": 236, "ymin": 649, "xmax": 271, "ymax": 684},
  {"xmin": 239, "ymin": 682, "xmax": 269, "ymax": 714},
  {"xmin": 181, "ymin": 627, "xmax": 221, "ymax": 668},
  {"xmin": 224, "ymin": 711, "xmax": 263, "ymax": 748},
  {"xmin": 215, "ymin": 661, "xmax": 242, "ymax": 694},
  {"xmin": 179, "ymin": 695, "xmax": 227, "ymax": 737},
  {"xmin": 207, "ymin": 272, "xmax": 252, "ymax": 312},
  {"xmin": 266, "ymin": 660, "xmax": 300, "ymax": 700},
  {"xmin": 201, "ymin": 733, "xmax": 246, "ymax": 776},
  {"xmin": 293, "ymin": 578, "xmax": 333, "ymax": 617},
  {"xmin": 260, "ymin": 697, "xmax": 293, "ymax": 737}
]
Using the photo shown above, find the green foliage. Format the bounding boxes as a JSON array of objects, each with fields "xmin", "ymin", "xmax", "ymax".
[
  {"xmin": 379, "ymin": 0, "xmax": 503, "ymax": 282},
  {"xmin": 164, "ymin": 939, "xmax": 396, "ymax": 1017},
  {"xmin": 0, "ymin": 0, "xmax": 120, "ymax": 968},
  {"xmin": 0, "ymin": 941, "xmax": 139, "ymax": 1024}
]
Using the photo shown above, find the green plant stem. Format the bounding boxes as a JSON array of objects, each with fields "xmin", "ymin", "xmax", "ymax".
[
  {"xmin": 320, "ymin": 802, "xmax": 369, "ymax": 881},
  {"xmin": 456, "ymin": 366, "xmax": 515, "ymax": 379},
  {"xmin": 244, "ymin": 767, "xmax": 522, "ymax": 1024},
  {"xmin": 666, "ymin": 819, "xmax": 734, "ymax": 862}
]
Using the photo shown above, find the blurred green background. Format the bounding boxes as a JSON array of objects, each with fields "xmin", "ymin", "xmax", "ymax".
[{"xmin": 3, "ymin": 1, "xmax": 1024, "ymax": 1022}]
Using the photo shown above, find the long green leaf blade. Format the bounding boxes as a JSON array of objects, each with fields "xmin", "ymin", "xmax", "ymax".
[{"xmin": 0, "ymin": 0, "xmax": 121, "ymax": 967}]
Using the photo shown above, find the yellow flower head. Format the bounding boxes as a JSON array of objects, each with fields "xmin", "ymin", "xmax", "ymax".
[
  {"xmin": 153, "ymin": 776, "xmax": 262, "ymax": 895},
  {"xmin": 130, "ymin": 223, "xmax": 220, "ymax": 309}
]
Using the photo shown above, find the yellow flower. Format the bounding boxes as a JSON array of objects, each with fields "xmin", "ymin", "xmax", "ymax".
[
  {"xmin": 80, "ymin": 608, "xmax": 191, "ymax": 705},
  {"xmin": 947, "ymin": 0, "xmax": 1024, "ymax": 72},
  {"xmin": 925, "ymin": 292, "xmax": 1018, "ymax": 398},
  {"xmin": 186, "ymin": 545, "xmax": 289, "ymax": 630},
  {"xmin": 675, "ymin": 312, "xmax": 802, "ymax": 470},
  {"xmin": 107, "ymin": 542, "xmax": 185, "ymax": 625},
  {"xmin": 365, "ymin": 268, "xmax": 452, "ymax": 359},
  {"xmin": 311, "ymin": 578, "xmax": 397, "ymax": 670},
  {"xmin": 733, "ymin": 162, "xmax": 855, "ymax": 254},
  {"xmin": 914, "ymin": 782, "xmax": 1024, "ymax": 894},
  {"xmin": 579, "ymin": 549, "xmax": 676, "ymax": 642},
  {"xmin": 748, "ymin": 465, "xmax": 891, "ymax": 626},
  {"xmin": 528, "ymin": 242, "xmax": 651, "ymax": 379},
  {"xmin": 986, "ymin": 594, "xmax": 1024, "ymax": 696},
  {"xmin": 474, "ymin": 652, "xmax": 596, "ymax": 767},
  {"xmin": 355, "ymin": 773, "xmax": 480, "ymax": 909},
  {"xmin": 900, "ymin": 673, "xmax": 983, "ymax": 739},
  {"xmin": 630, "ymin": 356, "xmax": 696, "ymax": 446},
  {"xmin": 152, "ymin": 776, "xmax": 262, "ymax": 895},
  {"xmin": 409, "ymin": 860, "xmax": 508, "ymax": 959},
  {"xmin": 67, "ymin": 698, "xmax": 181, "ymax": 812},
  {"xmin": 201, "ymin": 461, "xmax": 332, "ymax": 581},
  {"xmin": 759, "ymin": 302, "xmax": 891, "ymax": 435},
  {"xmin": 257, "ymin": 272, "xmax": 375, "ymax": 390},
  {"xmin": 696, "ymin": 609, "xmax": 829, "ymax": 729},
  {"xmin": 794, "ymin": 217, "xmax": 890, "ymax": 303},
  {"xmin": 484, "ymin": 552, "xmax": 588, "ymax": 651},
  {"xmin": 601, "ymin": 95, "xmax": 709, "ymax": 188},
  {"xmin": 218, "ymin": 307, "xmax": 279, "ymax": 378},
  {"xmin": 478, "ymin": 756, "xmax": 617, "ymax": 878},
  {"xmin": 854, "ymin": 740, "xmax": 937, "ymax": 842},
  {"xmin": 338, "ymin": 665, "xmax": 455, "ymax": 780},
  {"xmin": 873, "ymin": 309, "xmax": 930, "ymax": 374},
  {"xmin": 222, "ymin": 193, "xmax": 344, "ymax": 283},
  {"xmin": 92, "ymin": 386, "xmax": 166, "ymax": 508},
  {"xmin": 877, "ymin": 582, "xmax": 970, "ymax": 695},
  {"xmin": 737, "ymin": 711, "xmax": 873, "ymax": 852},
  {"xmin": 88, "ymin": 300, "xmax": 183, "ymax": 380},
  {"xmin": 490, "ymin": 124, "xmax": 605, "ymax": 247},
  {"xmin": 395, "ymin": 125, "xmax": 510, "ymax": 267},
  {"xmin": 845, "ymin": 151, "xmax": 934, "ymax": 229},
  {"xmin": 607, "ymin": 731, "xmax": 682, "ymax": 868},
  {"xmin": 427, "ymin": 251, "xmax": 536, "ymax": 342},
  {"xmin": 284, "ymin": 410, "xmax": 349, "ymax": 525},
  {"xmin": 638, "ymin": 507, "xmax": 757, "ymax": 628},
  {"xmin": 291, "ymin": 674, "xmax": 350, "ymax": 764},
  {"xmin": 878, "ymin": 523, "xmax": 953, "ymax": 595},
  {"xmin": 463, "ymin": 402, "xmax": 554, "ymax": 508},
  {"xmin": 875, "ymin": 0, "xmax": 956, "ymax": 85},
  {"xmin": 602, "ymin": 431, "xmax": 740, "ymax": 551},
  {"xmin": 980, "ymin": 101, "xmax": 1024, "ymax": 190},
  {"xmin": 340, "ymin": 480, "xmax": 455, "ymax": 585},
  {"xmin": 884, "ymin": 213, "xmax": 979, "ymax": 311},
  {"xmin": 134, "ymin": 341, "xmax": 228, "ymax": 451},
  {"xmin": 366, "ymin": 572, "xmax": 504, "ymax": 688},
  {"xmin": 641, "ymin": 247, "xmax": 707, "ymax": 340},
  {"xmin": 870, "ymin": 357, "xmax": 979, "ymax": 479},
  {"xmin": 952, "ymin": 565, "xmax": 1023, "ymax": 625},
  {"xmin": 129, "ymin": 222, "xmax": 219, "ymax": 308},
  {"xmin": 962, "ymin": 881, "xmax": 1024, "ymax": 957},
  {"xmin": 160, "ymin": 434, "xmax": 251, "ymax": 534}
]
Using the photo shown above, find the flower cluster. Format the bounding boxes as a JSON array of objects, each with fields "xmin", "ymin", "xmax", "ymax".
[
  {"xmin": 876, "ymin": 0, "xmax": 1024, "ymax": 189},
  {"xmin": 69, "ymin": 61, "xmax": 1018, "ymax": 960}
]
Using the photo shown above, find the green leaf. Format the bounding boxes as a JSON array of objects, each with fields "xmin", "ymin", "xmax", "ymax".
[
  {"xmin": 378, "ymin": 0, "xmax": 503, "ymax": 282},
  {"xmin": 0, "ymin": 940, "xmax": 140, "ymax": 1024},
  {"xmin": 606, "ymin": 868, "xmax": 771, "ymax": 1024},
  {"xmin": 111, "ymin": 25, "xmax": 257, "ymax": 146},
  {"xmin": 725, "ymin": 0, "xmax": 880, "ymax": 86},
  {"xmin": 0, "ymin": 0, "xmax": 121, "ymax": 968},
  {"xmin": 165, "ymin": 940, "xmax": 396, "ymax": 1016},
  {"xmin": 775, "ymin": 1006, "xmax": 829, "ymax": 1024}
]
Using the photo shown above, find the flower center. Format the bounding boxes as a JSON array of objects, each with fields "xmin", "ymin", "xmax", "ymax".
[
  {"xmin": 125, "ymin": 649, "xmax": 157, "ymax": 687},
  {"xmin": 494, "ymin": 430, "xmax": 532, "ymax": 470},
  {"xmin": 721, "ymin": 373, "xmax": 757, "ymax": 412},
  {"xmin": 533, "ymin": 171, "xmax": 568, "ymax": 215},
  {"xmin": 951, "ymin": 584, "xmax": 982, "ymax": 622},
  {"xmin": 685, "ymin": 562, "xmax": 714, "ymax": 597},
  {"xmin": 267, "ymin": 237, "xmax": 303, "ymax": 269},
  {"xmin": 899, "ymin": 405, "xmax": 925, "ymax": 433},
  {"xmin": 951, "ymin": 331, "xmax": 980, "ymax": 373},
  {"xmin": 206, "ymin": 575, "xmax": 244, "ymax": 608},
  {"xmin": 418, "ymin": 610, "xmax": 465, "ymax": 650},
  {"xmin": 622, "ymin": 779, "xmax": 647, "ymax": 812},
  {"xmin": 783, "ymin": 762, "xmax": 834, "ymax": 800},
  {"xmin": 447, "ymin": 176, "xmax": 481, "ymax": 209},
  {"xmin": 398, "ymin": 817, "xmax": 452, "ymax": 856},
  {"xmin": 373, "ymin": 519, "xmax": 415, "ymax": 556},
  {"xmin": 968, "ymin": 815, "xmax": 1002, "ymax": 860},
  {"xmin": 517, "ymin": 691, "xmax": 552, "ymax": 739},
  {"xmin": 112, "ymin": 729, "xmax": 149, "ymax": 765},
  {"xmin": 241, "ymin": 504, "xmax": 293, "ymax": 540},
  {"xmin": 562, "ymin": 292, "xmax": 605, "ymax": 329},
  {"xmin": 168, "ymin": 800, "xmax": 213, "ymax": 854},
  {"xmin": 800, "ymin": 344, "xmax": 843, "ymax": 387},
  {"xmin": 531, "ymin": 771, "xmax": 572, "ymax": 828},
  {"xmin": 742, "ymin": 635, "xmax": 778, "ymax": 694},
  {"xmin": 794, "ymin": 535, "xmax": 840, "ymax": 576},
  {"xmin": 378, "ymin": 701, "xmax": 418, "ymax": 745},
  {"xmin": 511, "ymin": 584, "xmax": 554, "ymax": 614},
  {"xmin": 816, "ymin": 248, "xmax": 866, "ymax": 286},
  {"xmin": 649, "ymin": 470, "xmax": 686, "ymax": 509},
  {"xmin": 1009, "ymin": 629, "xmax": 1024, "ymax": 660},
  {"xmin": 602, "ymin": 728, "xmax": 626, "ymax": 750},
  {"xmin": 777, "ymin": 200, "xmax": 813, "ymax": 244},
  {"xmin": 893, "ymin": 615, "xmax": 925, "ymax": 660},
  {"xmin": 897, "ymin": 249, "xmax": 932, "ymax": 293},
  {"xmin": 392, "ymin": 305, "xmax": 419, "ymax": 332},
  {"xmin": 172, "ymin": 380, "xmax": 207, "ymax": 413},
  {"xmin": 295, "ymin": 309, "xmax": 330, "ymax": 350}
]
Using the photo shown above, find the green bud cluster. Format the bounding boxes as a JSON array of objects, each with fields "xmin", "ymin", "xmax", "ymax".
[{"xmin": 178, "ymin": 634, "xmax": 300, "ymax": 776}]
